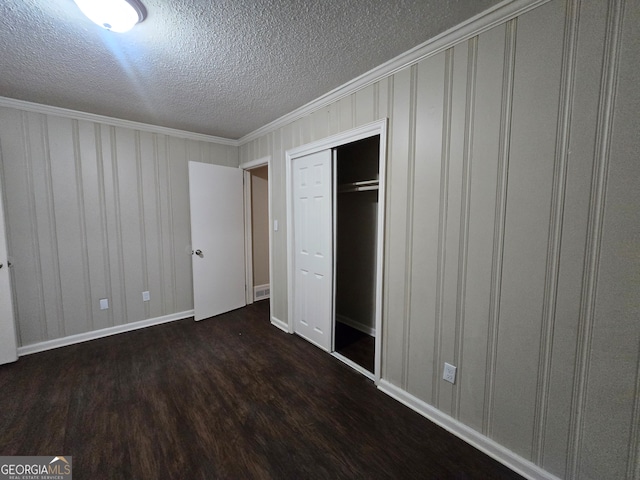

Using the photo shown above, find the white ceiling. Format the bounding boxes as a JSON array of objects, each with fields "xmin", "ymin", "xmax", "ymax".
[{"xmin": 0, "ymin": 0, "xmax": 501, "ymax": 139}]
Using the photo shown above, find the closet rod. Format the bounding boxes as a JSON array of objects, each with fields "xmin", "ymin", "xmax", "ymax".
[
  {"xmin": 338, "ymin": 179, "xmax": 379, "ymax": 193},
  {"xmin": 338, "ymin": 185, "xmax": 379, "ymax": 193}
]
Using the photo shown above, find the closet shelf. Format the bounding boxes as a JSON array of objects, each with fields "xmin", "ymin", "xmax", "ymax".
[{"xmin": 338, "ymin": 179, "xmax": 379, "ymax": 193}]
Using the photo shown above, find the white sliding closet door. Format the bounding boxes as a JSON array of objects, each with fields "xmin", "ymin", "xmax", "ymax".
[{"xmin": 292, "ymin": 150, "xmax": 333, "ymax": 351}]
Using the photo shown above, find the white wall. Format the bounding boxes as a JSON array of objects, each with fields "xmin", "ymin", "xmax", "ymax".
[
  {"xmin": 0, "ymin": 106, "xmax": 238, "ymax": 346},
  {"xmin": 239, "ymin": 0, "xmax": 640, "ymax": 478}
]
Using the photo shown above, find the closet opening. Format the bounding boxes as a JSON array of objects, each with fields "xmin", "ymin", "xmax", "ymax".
[
  {"xmin": 333, "ymin": 136, "xmax": 380, "ymax": 376},
  {"xmin": 286, "ymin": 119, "xmax": 387, "ymax": 383}
]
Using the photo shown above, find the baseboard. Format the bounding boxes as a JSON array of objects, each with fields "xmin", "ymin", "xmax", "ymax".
[
  {"xmin": 270, "ymin": 316, "xmax": 289, "ymax": 333},
  {"xmin": 254, "ymin": 284, "xmax": 270, "ymax": 302},
  {"xmin": 336, "ymin": 313, "xmax": 375, "ymax": 337},
  {"xmin": 377, "ymin": 380, "xmax": 560, "ymax": 480},
  {"xmin": 17, "ymin": 310, "xmax": 195, "ymax": 356}
]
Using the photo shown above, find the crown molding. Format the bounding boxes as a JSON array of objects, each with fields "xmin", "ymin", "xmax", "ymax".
[
  {"xmin": 0, "ymin": 96, "xmax": 239, "ymax": 147},
  {"xmin": 238, "ymin": 0, "xmax": 550, "ymax": 145},
  {"xmin": 0, "ymin": 0, "xmax": 550, "ymax": 148}
]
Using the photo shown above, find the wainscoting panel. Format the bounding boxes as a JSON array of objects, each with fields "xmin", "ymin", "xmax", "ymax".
[
  {"xmin": 0, "ymin": 107, "xmax": 238, "ymax": 347},
  {"xmin": 239, "ymin": 0, "xmax": 639, "ymax": 478},
  {"xmin": 491, "ymin": 0, "xmax": 564, "ymax": 459},
  {"xmin": 406, "ymin": 51, "xmax": 445, "ymax": 407},
  {"xmin": 458, "ymin": 22, "xmax": 505, "ymax": 435}
]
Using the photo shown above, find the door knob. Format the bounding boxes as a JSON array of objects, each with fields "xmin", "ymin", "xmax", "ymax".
[
  {"xmin": 194, "ymin": 249, "xmax": 203, "ymax": 257},
  {"xmin": 0, "ymin": 263, "xmax": 2, "ymax": 269}
]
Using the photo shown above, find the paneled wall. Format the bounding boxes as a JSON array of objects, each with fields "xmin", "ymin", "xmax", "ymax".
[
  {"xmin": 239, "ymin": 0, "xmax": 639, "ymax": 478},
  {"xmin": 0, "ymin": 107, "xmax": 238, "ymax": 346}
]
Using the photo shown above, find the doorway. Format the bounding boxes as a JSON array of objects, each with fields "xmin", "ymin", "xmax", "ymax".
[
  {"xmin": 249, "ymin": 166, "xmax": 270, "ymax": 302},
  {"xmin": 286, "ymin": 120, "xmax": 387, "ymax": 382},
  {"xmin": 188, "ymin": 158, "xmax": 273, "ymax": 324},
  {"xmin": 240, "ymin": 157, "xmax": 273, "ymax": 318}
]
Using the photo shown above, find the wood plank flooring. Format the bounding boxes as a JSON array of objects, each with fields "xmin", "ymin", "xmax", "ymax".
[{"xmin": 0, "ymin": 301, "xmax": 522, "ymax": 479}]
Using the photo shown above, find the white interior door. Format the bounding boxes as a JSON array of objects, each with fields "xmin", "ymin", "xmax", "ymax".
[
  {"xmin": 189, "ymin": 162, "xmax": 246, "ymax": 321},
  {"xmin": 0, "ymin": 180, "xmax": 18, "ymax": 365},
  {"xmin": 292, "ymin": 150, "xmax": 333, "ymax": 351}
]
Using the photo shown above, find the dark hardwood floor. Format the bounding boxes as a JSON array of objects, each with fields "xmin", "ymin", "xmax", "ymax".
[
  {"xmin": 0, "ymin": 301, "xmax": 521, "ymax": 479},
  {"xmin": 334, "ymin": 321, "xmax": 375, "ymax": 373}
]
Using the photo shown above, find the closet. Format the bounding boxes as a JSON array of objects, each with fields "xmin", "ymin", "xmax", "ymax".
[
  {"xmin": 333, "ymin": 136, "xmax": 380, "ymax": 375},
  {"xmin": 288, "ymin": 121, "xmax": 385, "ymax": 381}
]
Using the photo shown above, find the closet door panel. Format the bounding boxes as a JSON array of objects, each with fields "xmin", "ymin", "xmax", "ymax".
[{"xmin": 292, "ymin": 150, "xmax": 333, "ymax": 351}]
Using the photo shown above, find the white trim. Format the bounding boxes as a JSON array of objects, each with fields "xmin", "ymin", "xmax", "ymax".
[
  {"xmin": 286, "ymin": 119, "xmax": 387, "ymax": 382},
  {"xmin": 240, "ymin": 156, "xmax": 273, "ymax": 327},
  {"xmin": 17, "ymin": 310, "xmax": 194, "ymax": 356},
  {"xmin": 243, "ymin": 170, "xmax": 254, "ymax": 305},
  {"xmin": 286, "ymin": 120, "xmax": 388, "ymax": 159},
  {"xmin": 267, "ymin": 161, "xmax": 274, "ymax": 331},
  {"xmin": 331, "ymin": 352, "xmax": 375, "ymax": 381},
  {"xmin": 331, "ymin": 149, "xmax": 338, "ymax": 353},
  {"xmin": 0, "ymin": 96, "xmax": 238, "ymax": 146},
  {"xmin": 239, "ymin": 157, "xmax": 271, "ymax": 170},
  {"xmin": 336, "ymin": 313, "xmax": 375, "ymax": 337},
  {"xmin": 270, "ymin": 316, "xmax": 289, "ymax": 333},
  {"xmin": 253, "ymin": 284, "xmax": 270, "ymax": 301},
  {"xmin": 1, "ymin": 1, "xmax": 549, "ymax": 147},
  {"xmin": 373, "ymin": 124, "xmax": 387, "ymax": 386},
  {"xmin": 377, "ymin": 380, "xmax": 561, "ymax": 480},
  {"xmin": 238, "ymin": 0, "xmax": 550, "ymax": 145}
]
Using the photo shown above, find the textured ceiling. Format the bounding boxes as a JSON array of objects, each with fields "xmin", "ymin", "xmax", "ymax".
[{"xmin": 0, "ymin": 0, "xmax": 501, "ymax": 139}]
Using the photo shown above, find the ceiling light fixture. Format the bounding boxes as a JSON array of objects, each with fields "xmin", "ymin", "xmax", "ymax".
[{"xmin": 73, "ymin": 0, "xmax": 147, "ymax": 33}]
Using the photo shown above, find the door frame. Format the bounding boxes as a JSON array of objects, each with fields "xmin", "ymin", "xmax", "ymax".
[
  {"xmin": 239, "ymin": 156, "xmax": 273, "ymax": 320},
  {"xmin": 285, "ymin": 119, "xmax": 388, "ymax": 383}
]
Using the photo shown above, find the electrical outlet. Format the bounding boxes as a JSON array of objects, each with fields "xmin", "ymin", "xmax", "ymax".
[
  {"xmin": 443, "ymin": 362, "xmax": 457, "ymax": 384},
  {"xmin": 142, "ymin": 291, "xmax": 150, "ymax": 302},
  {"xmin": 99, "ymin": 298, "xmax": 109, "ymax": 310}
]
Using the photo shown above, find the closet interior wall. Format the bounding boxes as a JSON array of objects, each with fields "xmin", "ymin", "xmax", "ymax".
[{"xmin": 335, "ymin": 136, "xmax": 380, "ymax": 340}]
